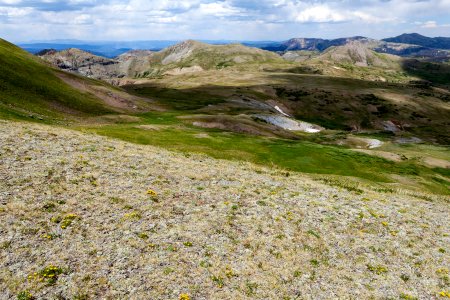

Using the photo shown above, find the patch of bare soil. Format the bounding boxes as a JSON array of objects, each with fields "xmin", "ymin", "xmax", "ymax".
[
  {"xmin": 186, "ymin": 115, "xmax": 298, "ymax": 138},
  {"xmin": 81, "ymin": 115, "xmax": 142, "ymax": 125},
  {"xmin": 353, "ymin": 149, "xmax": 404, "ymax": 162},
  {"xmin": 194, "ymin": 133, "xmax": 211, "ymax": 138},
  {"xmin": 135, "ymin": 124, "xmax": 172, "ymax": 131},
  {"xmin": 55, "ymin": 72, "xmax": 162, "ymax": 113},
  {"xmin": 423, "ymin": 157, "xmax": 450, "ymax": 169},
  {"xmin": 164, "ymin": 66, "xmax": 204, "ymax": 76},
  {"xmin": 336, "ymin": 136, "xmax": 384, "ymax": 149}
]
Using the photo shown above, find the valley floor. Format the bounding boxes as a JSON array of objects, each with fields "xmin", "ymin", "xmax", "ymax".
[{"xmin": 0, "ymin": 121, "xmax": 449, "ymax": 299}]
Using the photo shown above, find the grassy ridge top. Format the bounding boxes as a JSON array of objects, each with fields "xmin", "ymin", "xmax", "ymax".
[{"xmin": 0, "ymin": 39, "xmax": 114, "ymax": 121}]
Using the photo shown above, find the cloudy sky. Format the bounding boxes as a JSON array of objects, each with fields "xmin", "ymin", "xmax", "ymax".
[{"xmin": 1, "ymin": 0, "xmax": 450, "ymax": 42}]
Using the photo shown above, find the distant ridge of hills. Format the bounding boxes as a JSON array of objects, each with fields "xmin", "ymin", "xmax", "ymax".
[
  {"xmin": 382, "ymin": 33, "xmax": 450, "ymax": 49},
  {"xmin": 19, "ymin": 41, "xmax": 179, "ymax": 58},
  {"xmin": 260, "ymin": 36, "xmax": 370, "ymax": 52},
  {"xmin": 19, "ymin": 40, "xmax": 277, "ymax": 58},
  {"xmin": 37, "ymin": 40, "xmax": 283, "ymax": 81},
  {"xmin": 261, "ymin": 34, "xmax": 450, "ymax": 58},
  {"xmin": 34, "ymin": 32, "xmax": 450, "ymax": 85},
  {"xmin": 19, "ymin": 33, "xmax": 450, "ymax": 59}
]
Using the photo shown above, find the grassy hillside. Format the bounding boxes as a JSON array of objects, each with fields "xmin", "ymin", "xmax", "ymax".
[
  {"xmin": 125, "ymin": 70, "xmax": 450, "ymax": 144},
  {"xmin": 402, "ymin": 59, "xmax": 450, "ymax": 86},
  {"xmin": 1, "ymin": 121, "xmax": 448, "ymax": 299},
  {"xmin": 110, "ymin": 70, "xmax": 449, "ymax": 195},
  {"xmin": 0, "ymin": 37, "xmax": 448, "ymax": 299},
  {"xmin": 0, "ymin": 39, "xmax": 119, "ymax": 122},
  {"xmin": 1, "ymin": 38, "xmax": 448, "ymax": 195},
  {"xmin": 86, "ymin": 110, "xmax": 450, "ymax": 195}
]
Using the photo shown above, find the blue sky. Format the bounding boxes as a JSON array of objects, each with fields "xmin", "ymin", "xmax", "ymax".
[{"xmin": 1, "ymin": 0, "xmax": 450, "ymax": 42}]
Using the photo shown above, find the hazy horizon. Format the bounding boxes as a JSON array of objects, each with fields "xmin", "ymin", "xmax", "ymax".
[
  {"xmin": 14, "ymin": 32, "xmax": 450, "ymax": 45},
  {"xmin": 1, "ymin": 0, "xmax": 450, "ymax": 43}
]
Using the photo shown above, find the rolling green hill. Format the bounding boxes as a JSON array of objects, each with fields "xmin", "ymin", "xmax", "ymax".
[
  {"xmin": 0, "ymin": 39, "xmax": 155, "ymax": 122},
  {"xmin": 0, "ymin": 39, "xmax": 114, "ymax": 121}
]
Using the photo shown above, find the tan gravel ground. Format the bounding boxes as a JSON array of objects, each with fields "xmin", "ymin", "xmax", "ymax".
[{"xmin": 0, "ymin": 121, "xmax": 449, "ymax": 300}]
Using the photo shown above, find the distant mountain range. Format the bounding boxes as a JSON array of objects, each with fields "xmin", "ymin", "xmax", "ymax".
[
  {"xmin": 18, "ymin": 33, "xmax": 450, "ymax": 60},
  {"xmin": 382, "ymin": 33, "xmax": 450, "ymax": 49},
  {"xmin": 259, "ymin": 36, "xmax": 371, "ymax": 52},
  {"xmin": 260, "ymin": 34, "xmax": 450, "ymax": 61},
  {"xmin": 19, "ymin": 40, "xmax": 179, "ymax": 58}
]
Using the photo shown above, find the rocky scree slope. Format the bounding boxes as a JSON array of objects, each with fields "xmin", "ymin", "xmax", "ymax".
[
  {"xmin": 0, "ymin": 121, "xmax": 449, "ymax": 299},
  {"xmin": 38, "ymin": 48, "xmax": 119, "ymax": 77}
]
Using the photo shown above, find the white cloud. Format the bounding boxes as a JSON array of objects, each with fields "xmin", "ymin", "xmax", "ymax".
[
  {"xmin": 72, "ymin": 13, "xmax": 91, "ymax": 24},
  {"xmin": 422, "ymin": 20, "xmax": 438, "ymax": 28},
  {"xmin": 419, "ymin": 20, "xmax": 450, "ymax": 28},
  {"xmin": 0, "ymin": 0, "xmax": 22, "ymax": 4},
  {"xmin": 197, "ymin": 2, "xmax": 242, "ymax": 17},
  {"xmin": 0, "ymin": 6, "xmax": 30, "ymax": 17},
  {"xmin": 1, "ymin": 0, "xmax": 450, "ymax": 41},
  {"xmin": 294, "ymin": 5, "xmax": 347, "ymax": 23}
]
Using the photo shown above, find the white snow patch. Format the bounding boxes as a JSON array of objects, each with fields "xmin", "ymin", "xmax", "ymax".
[
  {"xmin": 254, "ymin": 114, "xmax": 323, "ymax": 133},
  {"xmin": 366, "ymin": 139, "xmax": 383, "ymax": 149},
  {"xmin": 274, "ymin": 105, "xmax": 290, "ymax": 117},
  {"xmin": 305, "ymin": 127, "xmax": 322, "ymax": 133}
]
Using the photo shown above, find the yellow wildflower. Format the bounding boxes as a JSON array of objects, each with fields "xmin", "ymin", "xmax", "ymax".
[
  {"xmin": 147, "ymin": 189, "xmax": 158, "ymax": 197},
  {"xmin": 179, "ymin": 293, "xmax": 190, "ymax": 300},
  {"xmin": 437, "ymin": 268, "xmax": 449, "ymax": 275}
]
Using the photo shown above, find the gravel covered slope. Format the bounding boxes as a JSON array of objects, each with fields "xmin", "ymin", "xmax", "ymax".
[{"xmin": 0, "ymin": 121, "xmax": 449, "ymax": 299}]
